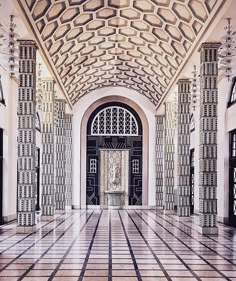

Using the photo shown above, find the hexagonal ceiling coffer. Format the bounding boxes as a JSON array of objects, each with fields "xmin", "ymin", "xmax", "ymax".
[
  {"xmin": 32, "ymin": 0, "xmax": 51, "ymax": 21},
  {"xmin": 46, "ymin": 2, "xmax": 66, "ymax": 21}
]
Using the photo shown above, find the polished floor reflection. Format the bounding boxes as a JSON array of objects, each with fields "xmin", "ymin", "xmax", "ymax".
[{"xmin": 0, "ymin": 210, "xmax": 236, "ymax": 280}]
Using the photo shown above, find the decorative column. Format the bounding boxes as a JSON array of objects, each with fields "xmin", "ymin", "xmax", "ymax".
[
  {"xmin": 177, "ymin": 79, "xmax": 191, "ymax": 219},
  {"xmin": 156, "ymin": 116, "xmax": 164, "ymax": 208},
  {"xmin": 17, "ymin": 40, "xmax": 37, "ymax": 233},
  {"xmin": 55, "ymin": 99, "xmax": 66, "ymax": 213},
  {"xmin": 163, "ymin": 102, "xmax": 176, "ymax": 214},
  {"xmin": 65, "ymin": 114, "xmax": 73, "ymax": 209},
  {"xmin": 198, "ymin": 43, "xmax": 220, "ymax": 235},
  {"xmin": 41, "ymin": 78, "xmax": 55, "ymax": 219}
]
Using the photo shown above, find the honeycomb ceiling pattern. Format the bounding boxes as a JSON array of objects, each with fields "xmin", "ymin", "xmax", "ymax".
[{"xmin": 19, "ymin": 0, "xmax": 224, "ymax": 106}]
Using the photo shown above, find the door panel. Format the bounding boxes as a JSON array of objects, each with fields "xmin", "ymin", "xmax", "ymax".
[
  {"xmin": 0, "ymin": 129, "xmax": 3, "ymax": 224},
  {"xmin": 86, "ymin": 137, "xmax": 99, "ymax": 205},
  {"xmin": 229, "ymin": 130, "xmax": 236, "ymax": 227}
]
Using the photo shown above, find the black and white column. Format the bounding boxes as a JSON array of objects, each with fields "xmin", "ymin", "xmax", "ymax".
[
  {"xmin": 17, "ymin": 40, "xmax": 37, "ymax": 233},
  {"xmin": 65, "ymin": 114, "xmax": 73, "ymax": 209},
  {"xmin": 156, "ymin": 116, "xmax": 164, "ymax": 208},
  {"xmin": 163, "ymin": 102, "xmax": 176, "ymax": 214},
  {"xmin": 177, "ymin": 79, "xmax": 191, "ymax": 219},
  {"xmin": 199, "ymin": 43, "xmax": 220, "ymax": 235},
  {"xmin": 55, "ymin": 99, "xmax": 66, "ymax": 213},
  {"xmin": 41, "ymin": 78, "xmax": 55, "ymax": 219}
]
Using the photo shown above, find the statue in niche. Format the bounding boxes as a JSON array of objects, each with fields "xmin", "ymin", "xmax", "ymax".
[{"xmin": 111, "ymin": 164, "xmax": 121, "ymax": 191}]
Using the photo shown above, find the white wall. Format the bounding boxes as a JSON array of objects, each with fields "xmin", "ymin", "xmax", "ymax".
[
  {"xmin": 217, "ymin": 78, "xmax": 231, "ymax": 223},
  {"xmin": 72, "ymin": 87, "xmax": 156, "ymax": 208},
  {"xmin": 0, "ymin": 75, "xmax": 18, "ymax": 222}
]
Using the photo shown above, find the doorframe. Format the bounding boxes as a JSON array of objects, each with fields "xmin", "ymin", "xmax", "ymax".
[{"xmin": 80, "ymin": 96, "xmax": 149, "ymax": 208}]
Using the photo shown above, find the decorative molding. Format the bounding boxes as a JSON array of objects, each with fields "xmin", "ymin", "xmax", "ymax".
[
  {"xmin": 65, "ymin": 113, "xmax": 73, "ymax": 208},
  {"xmin": 155, "ymin": 115, "xmax": 164, "ymax": 208},
  {"xmin": 17, "ymin": 40, "xmax": 37, "ymax": 231},
  {"xmin": 41, "ymin": 78, "xmax": 55, "ymax": 217},
  {"xmin": 54, "ymin": 99, "xmax": 66, "ymax": 212},
  {"xmin": 198, "ymin": 42, "xmax": 221, "ymax": 235},
  {"xmin": 163, "ymin": 102, "xmax": 175, "ymax": 213},
  {"xmin": 177, "ymin": 79, "xmax": 191, "ymax": 218}
]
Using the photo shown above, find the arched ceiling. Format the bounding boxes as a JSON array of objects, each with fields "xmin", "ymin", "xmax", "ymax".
[{"xmin": 18, "ymin": 0, "xmax": 226, "ymax": 107}]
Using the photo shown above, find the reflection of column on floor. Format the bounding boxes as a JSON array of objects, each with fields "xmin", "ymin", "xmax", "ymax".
[
  {"xmin": 156, "ymin": 115, "xmax": 164, "ymax": 209},
  {"xmin": 17, "ymin": 40, "xmax": 37, "ymax": 233},
  {"xmin": 198, "ymin": 43, "xmax": 220, "ymax": 235},
  {"xmin": 65, "ymin": 114, "xmax": 73, "ymax": 209},
  {"xmin": 177, "ymin": 79, "xmax": 191, "ymax": 219},
  {"xmin": 55, "ymin": 99, "xmax": 66, "ymax": 213},
  {"xmin": 41, "ymin": 78, "xmax": 55, "ymax": 220},
  {"xmin": 163, "ymin": 102, "xmax": 176, "ymax": 214}
]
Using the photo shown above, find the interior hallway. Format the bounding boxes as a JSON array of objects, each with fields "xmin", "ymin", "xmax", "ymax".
[{"xmin": 0, "ymin": 210, "xmax": 236, "ymax": 281}]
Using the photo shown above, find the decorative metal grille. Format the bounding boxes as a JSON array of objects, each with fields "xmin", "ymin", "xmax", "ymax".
[
  {"xmin": 229, "ymin": 78, "xmax": 236, "ymax": 106},
  {"xmin": 89, "ymin": 159, "xmax": 97, "ymax": 174},
  {"xmin": 232, "ymin": 132, "xmax": 236, "ymax": 158},
  {"xmin": 233, "ymin": 168, "xmax": 236, "ymax": 215},
  {"xmin": 132, "ymin": 159, "xmax": 139, "ymax": 174},
  {"xmin": 91, "ymin": 106, "xmax": 138, "ymax": 136}
]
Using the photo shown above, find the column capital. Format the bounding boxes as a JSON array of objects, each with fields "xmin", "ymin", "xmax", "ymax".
[
  {"xmin": 177, "ymin": 78, "xmax": 191, "ymax": 84},
  {"xmin": 198, "ymin": 42, "xmax": 221, "ymax": 51},
  {"xmin": 18, "ymin": 40, "xmax": 38, "ymax": 48}
]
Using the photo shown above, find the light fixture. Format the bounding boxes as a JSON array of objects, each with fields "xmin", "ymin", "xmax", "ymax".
[
  {"xmin": 219, "ymin": 18, "xmax": 236, "ymax": 81},
  {"xmin": 0, "ymin": 15, "xmax": 19, "ymax": 77}
]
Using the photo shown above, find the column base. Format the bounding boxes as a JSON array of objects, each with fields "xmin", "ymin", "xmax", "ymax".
[
  {"xmin": 156, "ymin": 206, "xmax": 164, "ymax": 210},
  {"xmin": 163, "ymin": 210, "xmax": 175, "ymax": 215},
  {"xmin": 176, "ymin": 216, "xmax": 191, "ymax": 222},
  {"xmin": 198, "ymin": 226, "xmax": 218, "ymax": 235},
  {"xmin": 41, "ymin": 215, "xmax": 55, "ymax": 221},
  {"xmin": 17, "ymin": 225, "xmax": 37, "ymax": 234},
  {"xmin": 55, "ymin": 210, "xmax": 65, "ymax": 214},
  {"xmin": 65, "ymin": 206, "xmax": 72, "ymax": 210}
]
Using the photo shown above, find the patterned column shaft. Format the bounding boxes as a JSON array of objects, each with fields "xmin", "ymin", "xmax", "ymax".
[
  {"xmin": 163, "ymin": 102, "xmax": 176, "ymax": 212},
  {"xmin": 177, "ymin": 79, "xmax": 191, "ymax": 217},
  {"xmin": 156, "ymin": 116, "xmax": 164, "ymax": 208},
  {"xmin": 65, "ymin": 114, "xmax": 73, "ymax": 208},
  {"xmin": 199, "ymin": 43, "xmax": 220, "ymax": 234},
  {"xmin": 17, "ymin": 41, "xmax": 37, "ymax": 229},
  {"xmin": 41, "ymin": 79, "xmax": 55, "ymax": 217},
  {"xmin": 55, "ymin": 99, "xmax": 66, "ymax": 211}
]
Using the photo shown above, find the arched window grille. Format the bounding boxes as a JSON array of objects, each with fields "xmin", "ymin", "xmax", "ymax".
[
  {"xmin": 228, "ymin": 77, "xmax": 236, "ymax": 107},
  {"xmin": 91, "ymin": 106, "xmax": 138, "ymax": 136}
]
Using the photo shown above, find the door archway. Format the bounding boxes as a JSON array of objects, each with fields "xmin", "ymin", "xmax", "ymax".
[
  {"xmin": 86, "ymin": 102, "xmax": 143, "ymax": 206},
  {"xmin": 80, "ymin": 95, "xmax": 149, "ymax": 208}
]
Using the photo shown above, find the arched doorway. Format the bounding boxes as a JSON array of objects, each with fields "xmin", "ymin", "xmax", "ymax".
[{"xmin": 86, "ymin": 102, "xmax": 143, "ymax": 207}]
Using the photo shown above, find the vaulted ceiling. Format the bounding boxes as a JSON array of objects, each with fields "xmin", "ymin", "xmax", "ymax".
[{"xmin": 18, "ymin": 0, "xmax": 226, "ymax": 106}]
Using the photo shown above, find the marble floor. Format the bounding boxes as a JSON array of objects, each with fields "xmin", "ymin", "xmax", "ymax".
[{"xmin": 0, "ymin": 210, "xmax": 236, "ymax": 280}]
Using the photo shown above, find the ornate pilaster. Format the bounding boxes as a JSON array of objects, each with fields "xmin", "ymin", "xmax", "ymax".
[
  {"xmin": 17, "ymin": 40, "xmax": 37, "ymax": 233},
  {"xmin": 65, "ymin": 114, "xmax": 73, "ymax": 209},
  {"xmin": 198, "ymin": 43, "xmax": 221, "ymax": 235},
  {"xmin": 55, "ymin": 99, "xmax": 66, "ymax": 212},
  {"xmin": 163, "ymin": 102, "xmax": 176, "ymax": 214},
  {"xmin": 177, "ymin": 79, "xmax": 191, "ymax": 219},
  {"xmin": 41, "ymin": 78, "xmax": 55, "ymax": 219},
  {"xmin": 156, "ymin": 116, "xmax": 164, "ymax": 208}
]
